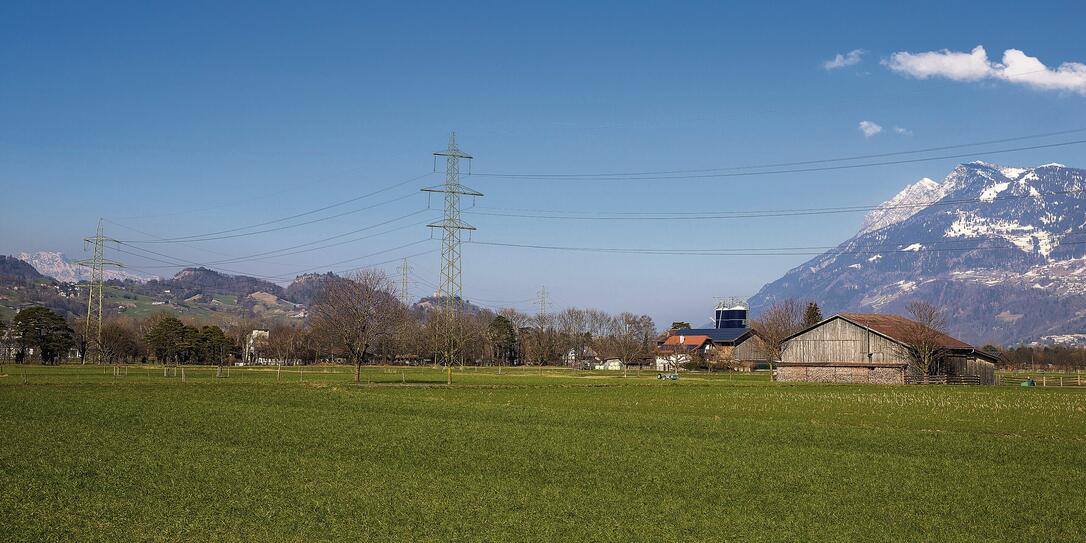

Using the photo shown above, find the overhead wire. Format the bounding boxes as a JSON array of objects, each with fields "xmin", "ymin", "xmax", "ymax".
[
  {"xmin": 180, "ymin": 212, "xmax": 435, "ymax": 266},
  {"xmin": 471, "ymin": 127, "xmax": 1086, "ymax": 179},
  {"xmin": 467, "ymin": 188, "xmax": 1086, "ymax": 221},
  {"xmin": 117, "ymin": 191, "xmax": 423, "ymax": 243},
  {"xmin": 467, "ymin": 233, "xmax": 1086, "ymax": 257},
  {"xmin": 471, "ymin": 140, "xmax": 1086, "ymax": 181}
]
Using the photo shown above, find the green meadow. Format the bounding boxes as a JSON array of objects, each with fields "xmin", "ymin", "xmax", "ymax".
[{"xmin": 1, "ymin": 365, "xmax": 1084, "ymax": 542}]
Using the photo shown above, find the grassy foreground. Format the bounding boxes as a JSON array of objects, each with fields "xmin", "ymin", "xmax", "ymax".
[{"xmin": 1, "ymin": 365, "xmax": 1084, "ymax": 542}]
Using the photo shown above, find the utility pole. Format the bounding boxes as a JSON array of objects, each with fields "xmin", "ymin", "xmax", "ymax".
[
  {"xmin": 398, "ymin": 257, "xmax": 411, "ymax": 306},
  {"xmin": 77, "ymin": 219, "xmax": 123, "ymax": 365},
  {"xmin": 422, "ymin": 133, "xmax": 482, "ymax": 367}
]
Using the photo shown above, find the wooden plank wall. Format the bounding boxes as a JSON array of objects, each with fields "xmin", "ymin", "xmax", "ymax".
[{"xmin": 781, "ymin": 318, "xmax": 908, "ymax": 365}]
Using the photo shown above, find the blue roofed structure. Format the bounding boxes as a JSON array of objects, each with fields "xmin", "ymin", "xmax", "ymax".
[{"xmin": 673, "ymin": 327, "xmax": 753, "ymax": 345}]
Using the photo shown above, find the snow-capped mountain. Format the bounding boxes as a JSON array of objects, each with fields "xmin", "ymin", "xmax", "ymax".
[
  {"xmin": 17, "ymin": 251, "xmax": 153, "ymax": 283},
  {"xmin": 750, "ymin": 162, "xmax": 1086, "ymax": 345},
  {"xmin": 859, "ymin": 177, "xmax": 945, "ymax": 235}
]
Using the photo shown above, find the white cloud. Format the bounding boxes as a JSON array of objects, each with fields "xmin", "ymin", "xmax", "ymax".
[
  {"xmin": 894, "ymin": 126, "xmax": 913, "ymax": 136},
  {"xmin": 884, "ymin": 45, "xmax": 1086, "ymax": 95},
  {"xmin": 824, "ymin": 49, "xmax": 864, "ymax": 70},
  {"xmin": 858, "ymin": 120, "xmax": 883, "ymax": 138}
]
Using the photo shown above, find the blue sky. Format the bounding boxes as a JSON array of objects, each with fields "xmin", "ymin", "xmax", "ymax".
[{"xmin": 2, "ymin": 1, "xmax": 1085, "ymax": 326}]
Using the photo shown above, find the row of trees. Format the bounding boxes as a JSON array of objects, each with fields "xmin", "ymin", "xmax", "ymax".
[
  {"xmin": 993, "ymin": 345, "xmax": 1086, "ymax": 370},
  {"xmin": 1, "ymin": 272, "xmax": 659, "ymax": 384},
  {"xmin": 301, "ymin": 271, "xmax": 658, "ymax": 381}
]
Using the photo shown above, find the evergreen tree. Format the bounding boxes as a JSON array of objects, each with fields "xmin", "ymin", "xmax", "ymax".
[
  {"xmin": 12, "ymin": 306, "xmax": 75, "ymax": 364},
  {"xmin": 803, "ymin": 301, "xmax": 823, "ymax": 328},
  {"xmin": 487, "ymin": 315, "xmax": 518, "ymax": 364},
  {"xmin": 144, "ymin": 317, "xmax": 187, "ymax": 364}
]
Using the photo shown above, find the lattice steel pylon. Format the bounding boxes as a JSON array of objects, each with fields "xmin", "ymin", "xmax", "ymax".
[
  {"xmin": 537, "ymin": 286, "xmax": 548, "ymax": 319},
  {"xmin": 398, "ymin": 257, "xmax": 411, "ymax": 306},
  {"xmin": 77, "ymin": 219, "xmax": 123, "ymax": 364},
  {"xmin": 421, "ymin": 133, "xmax": 482, "ymax": 366}
]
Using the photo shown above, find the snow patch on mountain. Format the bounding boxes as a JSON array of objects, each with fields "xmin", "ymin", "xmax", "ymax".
[
  {"xmin": 979, "ymin": 182, "xmax": 1009, "ymax": 202},
  {"xmin": 944, "ymin": 211, "xmax": 1057, "ymax": 258},
  {"xmin": 1000, "ymin": 167, "xmax": 1027, "ymax": 179}
]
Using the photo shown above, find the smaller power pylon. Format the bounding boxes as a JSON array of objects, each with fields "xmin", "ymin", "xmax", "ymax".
[
  {"xmin": 398, "ymin": 257, "xmax": 412, "ymax": 306},
  {"xmin": 537, "ymin": 285, "xmax": 548, "ymax": 319}
]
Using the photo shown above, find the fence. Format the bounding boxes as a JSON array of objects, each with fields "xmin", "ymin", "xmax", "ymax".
[
  {"xmin": 998, "ymin": 371, "xmax": 1086, "ymax": 387},
  {"xmin": 905, "ymin": 375, "xmax": 983, "ymax": 385}
]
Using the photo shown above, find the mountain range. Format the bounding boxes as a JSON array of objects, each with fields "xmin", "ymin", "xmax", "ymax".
[
  {"xmin": 18, "ymin": 251, "xmax": 153, "ymax": 283},
  {"xmin": 750, "ymin": 162, "xmax": 1086, "ymax": 346}
]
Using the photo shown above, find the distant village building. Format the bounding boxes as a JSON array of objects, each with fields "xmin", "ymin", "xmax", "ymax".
[
  {"xmin": 242, "ymin": 329, "xmax": 271, "ymax": 365},
  {"xmin": 595, "ymin": 359, "xmax": 625, "ymax": 371},
  {"xmin": 656, "ymin": 301, "xmax": 769, "ymax": 371},
  {"xmin": 563, "ymin": 346, "xmax": 600, "ymax": 368},
  {"xmin": 778, "ymin": 313, "xmax": 997, "ymax": 384}
]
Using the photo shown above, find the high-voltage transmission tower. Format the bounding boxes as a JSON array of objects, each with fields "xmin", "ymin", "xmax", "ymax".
[
  {"xmin": 398, "ymin": 257, "xmax": 411, "ymax": 306},
  {"xmin": 77, "ymin": 219, "xmax": 123, "ymax": 364},
  {"xmin": 537, "ymin": 286, "xmax": 548, "ymax": 319},
  {"xmin": 422, "ymin": 132, "xmax": 482, "ymax": 366}
]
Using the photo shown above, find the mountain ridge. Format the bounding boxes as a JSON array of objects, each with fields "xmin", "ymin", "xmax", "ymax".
[
  {"xmin": 18, "ymin": 251, "xmax": 153, "ymax": 283},
  {"xmin": 750, "ymin": 161, "xmax": 1086, "ymax": 345}
]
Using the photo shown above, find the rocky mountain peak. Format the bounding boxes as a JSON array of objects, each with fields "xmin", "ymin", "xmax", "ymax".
[
  {"xmin": 751, "ymin": 162, "xmax": 1086, "ymax": 345},
  {"xmin": 18, "ymin": 251, "xmax": 152, "ymax": 283}
]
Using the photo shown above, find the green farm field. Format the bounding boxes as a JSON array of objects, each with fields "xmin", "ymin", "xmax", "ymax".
[{"xmin": 1, "ymin": 365, "xmax": 1084, "ymax": 542}]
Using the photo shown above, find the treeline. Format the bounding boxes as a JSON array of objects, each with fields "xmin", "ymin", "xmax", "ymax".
[
  {"xmin": 1, "ymin": 271, "xmax": 658, "ymax": 378},
  {"xmin": 992, "ymin": 345, "xmax": 1086, "ymax": 370}
]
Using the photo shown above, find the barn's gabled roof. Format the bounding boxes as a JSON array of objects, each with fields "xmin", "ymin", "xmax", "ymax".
[
  {"xmin": 836, "ymin": 313, "xmax": 973, "ymax": 350},
  {"xmin": 783, "ymin": 312, "xmax": 994, "ymax": 360}
]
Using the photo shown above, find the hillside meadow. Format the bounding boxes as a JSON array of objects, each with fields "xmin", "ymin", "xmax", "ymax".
[{"xmin": 1, "ymin": 365, "xmax": 1084, "ymax": 542}]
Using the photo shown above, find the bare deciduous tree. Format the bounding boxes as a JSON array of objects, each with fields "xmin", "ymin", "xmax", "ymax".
[
  {"xmin": 268, "ymin": 323, "xmax": 302, "ymax": 379},
  {"xmin": 308, "ymin": 270, "xmax": 403, "ymax": 383},
  {"xmin": 557, "ymin": 308, "xmax": 591, "ymax": 369},
  {"xmin": 899, "ymin": 300, "xmax": 949, "ymax": 377},
  {"xmin": 707, "ymin": 344, "xmax": 742, "ymax": 372},
  {"xmin": 752, "ymin": 299, "xmax": 804, "ymax": 367},
  {"xmin": 596, "ymin": 312, "xmax": 655, "ymax": 371}
]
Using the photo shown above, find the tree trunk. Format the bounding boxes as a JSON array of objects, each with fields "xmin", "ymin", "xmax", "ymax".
[{"xmin": 354, "ymin": 360, "xmax": 361, "ymax": 383}]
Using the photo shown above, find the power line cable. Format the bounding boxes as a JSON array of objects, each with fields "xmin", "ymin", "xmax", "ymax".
[
  {"xmin": 116, "ymin": 170, "xmax": 430, "ymax": 222},
  {"xmin": 188, "ymin": 212, "xmax": 434, "ymax": 265},
  {"xmin": 104, "ymin": 218, "xmax": 296, "ymax": 267},
  {"xmin": 467, "ymin": 234, "xmax": 1086, "ymax": 257},
  {"xmin": 118, "ymin": 192, "xmax": 420, "ymax": 243},
  {"xmin": 467, "ymin": 188, "xmax": 1086, "ymax": 221},
  {"xmin": 112, "ymin": 237, "xmax": 438, "ymax": 284},
  {"xmin": 332, "ymin": 249, "xmax": 439, "ymax": 279},
  {"xmin": 472, "ymin": 140, "xmax": 1086, "ymax": 182},
  {"xmin": 115, "ymin": 173, "xmax": 430, "ymax": 243},
  {"xmin": 472, "ymin": 128, "xmax": 1086, "ymax": 178},
  {"xmin": 269, "ymin": 239, "xmax": 433, "ymax": 278}
]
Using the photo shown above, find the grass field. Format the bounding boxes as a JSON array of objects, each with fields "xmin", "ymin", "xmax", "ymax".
[{"xmin": 2, "ymin": 365, "xmax": 1084, "ymax": 542}]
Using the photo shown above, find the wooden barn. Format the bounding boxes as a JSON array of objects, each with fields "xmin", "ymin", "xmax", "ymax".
[{"xmin": 777, "ymin": 313, "xmax": 997, "ymax": 385}]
